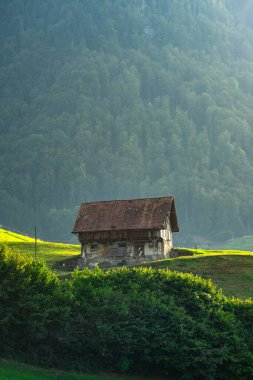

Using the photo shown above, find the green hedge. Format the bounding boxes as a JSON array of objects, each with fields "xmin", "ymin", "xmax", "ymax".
[
  {"xmin": 0, "ymin": 246, "xmax": 69, "ymax": 365},
  {"xmin": 0, "ymin": 246, "xmax": 253, "ymax": 379}
]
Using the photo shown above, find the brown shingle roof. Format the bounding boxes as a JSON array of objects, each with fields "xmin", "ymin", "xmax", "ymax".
[{"xmin": 72, "ymin": 196, "xmax": 179, "ymax": 233}]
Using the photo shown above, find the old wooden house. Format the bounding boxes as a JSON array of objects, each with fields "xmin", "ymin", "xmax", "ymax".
[{"xmin": 72, "ymin": 196, "xmax": 179, "ymax": 266}]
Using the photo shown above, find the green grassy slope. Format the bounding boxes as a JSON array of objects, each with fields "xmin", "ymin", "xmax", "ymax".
[
  {"xmin": 223, "ymin": 235, "xmax": 253, "ymax": 251},
  {"xmin": 145, "ymin": 252, "xmax": 253, "ymax": 298},
  {"xmin": 0, "ymin": 228, "xmax": 80, "ymax": 263},
  {"xmin": 0, "ymin": 360, "xmax": 148, "ymax": 380},
  {"xmin": 1, "ymin": 228, "xmax": 253, "ymax": 298}
]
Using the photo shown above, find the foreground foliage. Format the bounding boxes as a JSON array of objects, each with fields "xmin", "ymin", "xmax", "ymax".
[
  {"xmin": 0, "ymin": 246, "xmax": 69, "ymax": 365},
  {"xmin": 0, "ymin": 247, "xmax": 253, "ymax": 379}
]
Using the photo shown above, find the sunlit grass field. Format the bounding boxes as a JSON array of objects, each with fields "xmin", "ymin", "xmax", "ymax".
[
  {"xmin": 1, "ymin": 228, "xmax": 253, "ymax": 298},
  {"xmin": 144, "ymin": 250, "xmax": 253, "ymax": 298},
  {"xmin": 0, "ymin": 360, "xmax": 149, "ymax": 380},
  {"xmin": 0, "ymin": 228, "xmax": 80, "ymax": 263}
]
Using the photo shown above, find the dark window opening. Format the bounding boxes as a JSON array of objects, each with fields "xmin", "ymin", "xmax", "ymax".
[{"xmin": 135, "ymin": 244, "xmax": 145, "ymax": 257}]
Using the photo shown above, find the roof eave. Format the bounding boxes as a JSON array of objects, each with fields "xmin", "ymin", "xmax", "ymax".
[{"xmin": 72, "ymin": 226, "xmax": 167, "ymax": 234}]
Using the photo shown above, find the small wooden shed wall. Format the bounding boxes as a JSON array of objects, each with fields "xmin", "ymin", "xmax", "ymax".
[{"xmin": 72, "ymin": 196, "xmax": 179, "ymax": 265}]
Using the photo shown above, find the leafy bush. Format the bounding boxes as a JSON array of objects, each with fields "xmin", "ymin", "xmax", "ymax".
[
  {"xmin": 0, "ymin": 245, "xmax": 69, "ymax": 365},
  {"xmin": 225, "ymin": 298, "xmax": 253, "ymax": 350},
  {"xmin": 66, "ymin": 267, "xmax": 253, "ymax": 379},
  {"xmin": 1, "ymin": 247, "xmax": 253, "ymax": 379}
]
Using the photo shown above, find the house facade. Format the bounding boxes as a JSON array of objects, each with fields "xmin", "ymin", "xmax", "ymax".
[{"xmin": 72, "ymin": 196, "xmax": 179, "ymax": 266}]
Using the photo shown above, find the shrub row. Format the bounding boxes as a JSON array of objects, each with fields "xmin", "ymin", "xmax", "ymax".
[{"xmin": 0, "ymin": 245, "xmax": 253, "ymax": 379}]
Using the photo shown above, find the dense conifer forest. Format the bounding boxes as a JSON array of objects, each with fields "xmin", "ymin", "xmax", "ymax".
[{"xmin": 1, "ymin": 0, "xmax": 253, "ymax": 243}]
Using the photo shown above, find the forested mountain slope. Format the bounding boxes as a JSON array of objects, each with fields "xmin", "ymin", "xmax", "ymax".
[{"xmin": 1, "ymin": 0, "xmax": 253, "ymax": 243}]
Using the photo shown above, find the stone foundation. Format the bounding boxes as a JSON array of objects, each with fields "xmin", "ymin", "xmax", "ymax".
[{"xmin": 76, "ymin": 254, "xmax": 168, "ymax": 269}]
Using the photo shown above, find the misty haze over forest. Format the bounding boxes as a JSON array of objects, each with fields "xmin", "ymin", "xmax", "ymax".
[{"xmin": 1, "ymin": 0, "xmax": 253, "ymax": 245}]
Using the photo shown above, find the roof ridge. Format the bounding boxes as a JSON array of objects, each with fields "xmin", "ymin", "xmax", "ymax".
[{"xmin": 80, "ymin": 196, "xmax": 173, "ymax": 205}]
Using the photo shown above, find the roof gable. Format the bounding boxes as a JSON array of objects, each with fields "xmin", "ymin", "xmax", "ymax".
[{"xmin": 72, "ymin": 196, "xmax": 179, "ymax": 233}]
